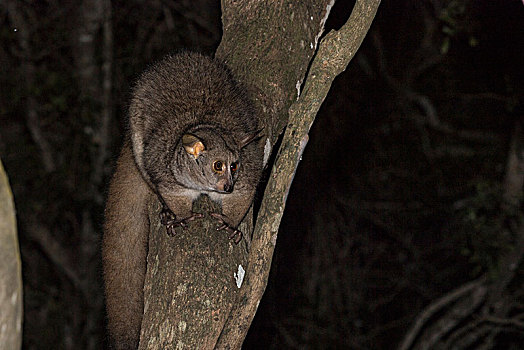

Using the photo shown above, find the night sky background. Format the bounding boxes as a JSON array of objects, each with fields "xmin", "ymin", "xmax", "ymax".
[{"xmin": 1, "ymin": 0, "xmax": 523, "ymax": 349}]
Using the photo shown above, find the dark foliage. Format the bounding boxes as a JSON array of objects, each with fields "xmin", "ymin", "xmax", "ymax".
[{"xmin": 0, "ymin": 0, "xmax": 522, "ymax": 349}]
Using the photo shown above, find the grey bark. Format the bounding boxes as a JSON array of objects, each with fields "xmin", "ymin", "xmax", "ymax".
[{"xmin": 0, "ymin": 160, "xmax": 23, "ymax": 350}]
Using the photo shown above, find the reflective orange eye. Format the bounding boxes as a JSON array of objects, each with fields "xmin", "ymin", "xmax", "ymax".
[
  {"xmin": 213, "ymin": 161, "xmax": 223, "ymax": 173},
  {"xmin": 230, "ymin": 162, "xmax": 238, "ymax": 173}
]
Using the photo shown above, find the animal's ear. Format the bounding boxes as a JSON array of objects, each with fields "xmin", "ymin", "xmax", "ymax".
[
  {"xmin": 239, "ymin": 128, "xmax": 264, "ymax": 149},
  {"xmin": 182, "ymin": 134, "xmax": 205, "ymax": 159}
]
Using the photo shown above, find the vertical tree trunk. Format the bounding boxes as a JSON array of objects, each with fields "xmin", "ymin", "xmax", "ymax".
[
  {"xmin": 139, "ymin": 197, "xmax": 248, "ymax": 349},
  {"xmin": 139, "ymin": 1, "xmax": 380, "ymax": 348},
  {"xmin": 216, "ymin": 1, "xmax": 381, "ymax": 346},
  {"xmin": 0, "ymin": 160, "xmax": 23, "ymax": 350},
  {"xmin": 139, "ymin": 2, "xmax": 333, "ymax": 348}
]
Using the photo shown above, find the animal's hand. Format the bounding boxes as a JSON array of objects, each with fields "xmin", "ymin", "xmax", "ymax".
[
  {"xmin": 160, "ymin": 205, "xmax": 204, "ymax": 236},
  {"xmin": 209, "ymin": 212, "xmax": 243, "ymax": 244}
]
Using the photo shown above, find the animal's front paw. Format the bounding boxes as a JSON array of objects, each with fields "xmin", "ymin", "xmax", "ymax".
[
  {"xmin": 160, "ymin": 206, "xmax": 204, "ymax": 236},
  {"xmin": 159, "ymin": 206, "xmax": 176, "ymax": 226},
  {"xmin": 209, "ymin": 212, "xmax": 243, "ymax": 244}
]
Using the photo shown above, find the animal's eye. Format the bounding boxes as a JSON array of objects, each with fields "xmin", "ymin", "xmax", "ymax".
[
  {"xmin": 213, "ymin": 160, "xmax": 223, "ymax": 173},
  {"xmin": 230, "ymin": 162, "xmax": 238, "ymax": 173}
]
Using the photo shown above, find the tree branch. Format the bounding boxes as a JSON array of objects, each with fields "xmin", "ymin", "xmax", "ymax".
[
  {"xmin": 216, "ymin": 1, "xmax": 381, "ymax": 348},
  {"xmin": 140, "ymin": 1, "xmax": 337, "ymax": 348}
]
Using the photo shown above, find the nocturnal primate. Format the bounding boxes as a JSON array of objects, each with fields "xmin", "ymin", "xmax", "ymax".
[{"xmin": 102, "ymin": 52, "xmax": 264, "ymax": 349}]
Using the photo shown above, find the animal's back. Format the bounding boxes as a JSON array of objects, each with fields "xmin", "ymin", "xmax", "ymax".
[
  {"xmin": 103, "ymin": 52, "xmax": 264, "ymax": 349},
  {"xmin": 130, "ymin": 52, "xmax": 257, "ymax": 145}
]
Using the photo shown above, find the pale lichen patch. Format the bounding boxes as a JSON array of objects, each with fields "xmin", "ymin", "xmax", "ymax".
[
  {"xmin": 176, "ymin": 283, "xmax": 187, "ymax": 295},
  {"xmin": 234, "ymin": 264, "xmax": 245, "ymax": 288},
  {"xmin": 177, "ymin": 320, "xmax": 187, "ymax": 333},
  {"xmin": 263, "ymin": 138, "xmax": 271, "ymax": 166}
]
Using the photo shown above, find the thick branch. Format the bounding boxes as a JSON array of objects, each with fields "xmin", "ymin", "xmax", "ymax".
[
  {"xmin": 216, "ymin": 0, "xmax": 335, "ymax": 144},
  {"xmin": 141, "ymin": 1, "xmax": 335, "ymax": 348},
  {"xmin": 139, "ymin": 197, "xmax": 248, "ymax": 349},
  {"xmin": 216, "ymin": 1, "xmax": 381, "ymax": 348}
]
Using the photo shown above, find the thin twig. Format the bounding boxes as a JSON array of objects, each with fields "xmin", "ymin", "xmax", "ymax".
[{"xmin": 398, "ymin": 276, "xmax": 487, "ymax": 350}]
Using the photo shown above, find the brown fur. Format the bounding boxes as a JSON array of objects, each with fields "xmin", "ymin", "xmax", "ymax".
[{"xmin": 103, "ymin": 52, "xmax": 263, "ymax": 349}]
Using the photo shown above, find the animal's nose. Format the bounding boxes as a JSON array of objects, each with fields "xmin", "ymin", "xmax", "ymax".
[
  {"xmin": 223, "ymin": 183, "xmax": 233, "ymax": 193},
  {"xmin": 216, "ymin": 179, "xmax": 234, "ymax": 193}
]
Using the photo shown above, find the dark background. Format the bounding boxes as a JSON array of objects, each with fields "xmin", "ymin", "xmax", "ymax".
[{"xmin": 1, "ymin": 0, "xmax": 523, "ymax": 349}]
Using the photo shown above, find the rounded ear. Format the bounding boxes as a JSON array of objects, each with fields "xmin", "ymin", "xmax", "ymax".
[
  {"xmin": 239, "ymin": 128, "xmax": 264, "ymax": 149},
  {"xmin": 182, "ymin": 134, "xmax": 205, "ymax": 158}
]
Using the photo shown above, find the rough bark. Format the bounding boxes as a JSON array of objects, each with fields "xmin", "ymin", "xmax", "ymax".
[
  {"xmin": 216, "ymin": 1, "xmax": 381, "ymax": 347},
  {"xmin": 215, "ymin": 0, "xmax": 335, "ymax": 144},
  {"xmin": 0, "ymin": 160, "xmax": 23, "ymax": 350},
  {"xmin": 139, "ymin": 197, "xmax": 248, "ymax": 349},
  {"xmin": 140, "ymin": 0, "xmax": 380, "ymax": 348}
]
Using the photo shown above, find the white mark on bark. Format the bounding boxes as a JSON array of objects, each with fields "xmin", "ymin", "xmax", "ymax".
[
  {"xmin": 271, "ymin": 232, "xmax": 278, "ymax": 247},
  {"xmin": 263, "ymin": 138, "xmax": 271, "ymax": 166},
  {"xmin": 322, "ymin": 0, "xmax": 335, "ymax": 27},
  {"xmin": 296, "ymin": 80, "xmax": 302, "ymax": 99},
  {"xmin": 234, "ymin": 264, "xmax": 245, "ymax": 288},
  {"xmin": 313, "ymin": 0, "xmax": 335, "ymax": 52}
]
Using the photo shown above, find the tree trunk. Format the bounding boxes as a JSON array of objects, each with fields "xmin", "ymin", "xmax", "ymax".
[
  {"xmin": 139, "ymin": 1, "xmax": 380, "ymax": 348},
  {"xmin": 0, "ymin": 160, "xmax": 23, "ymax": 350}
]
